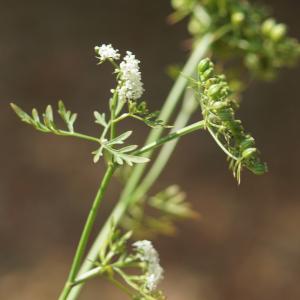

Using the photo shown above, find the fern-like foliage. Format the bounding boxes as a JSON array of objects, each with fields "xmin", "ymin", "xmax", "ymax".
[
  {"xmin": 121, "ymin": 185, "xmax": 198, "ymax": 238},
  {"xmin": 128, "ymin": 101, "xmax": 168, "ymax": 128},
  {"xmin": 11, "ymin": 102, "xmax": 150, "ymax": 167},
  {"xmin": 10, "ymin": 101, "xmax": 77, "ymax": 134},
  {"xmin": 92, "ymin": 131, "xmax": 150, "ymax": 166}
]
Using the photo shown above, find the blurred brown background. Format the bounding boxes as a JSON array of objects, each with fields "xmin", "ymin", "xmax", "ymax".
[{"xmin": 1, "ymin": 1, "xmax": 300, "ymax": 299}]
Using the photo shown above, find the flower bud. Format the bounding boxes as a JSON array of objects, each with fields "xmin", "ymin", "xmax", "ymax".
[
  {"xmin": 270, "ymin": 24, "xmax": 287, "ymax": 42},
  {"xmin": 231, "ymin": 12, "xmax": 245, "ymax": 26}
]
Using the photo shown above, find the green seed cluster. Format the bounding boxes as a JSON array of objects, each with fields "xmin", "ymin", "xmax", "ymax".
[
  {"xmin": 196, "ymin": 58, "xmax": 267, "ymax": 182},
  {"xmin": 171, "ymin": 0, "xmax": 300, "ymax": 79}
]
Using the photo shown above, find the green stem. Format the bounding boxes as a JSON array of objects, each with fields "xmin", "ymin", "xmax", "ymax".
[
  {"xmin": 59, "ymin": 131, "xmax": 100, "ymax": 144},
  {"xmin": 144, "ymin": 33, "xmax": 213, "ymax": 148},
  {"xmin": 64, "ymin": 33, "xmax": 213, "ymax": 300},
  {"xmin": 114, "ymin": 268, "xmax": 156, "ymax": 300},
  {"xmin": 107, "ymin": 275, "xmax": 133, "ymax": 297},
  {"xmin": 131, "ymin": 24, "xmax": 232, "ymax": 200},
  {"xmin": 110, "ymin": 92, "xmax": 118, "ymax": 139},
  {"xmin": 207, "ymin": 126, "xmax": 238, "ymax": 160},
  {"xmin": 135, "ymin": 120, "xmax": 205, "ymax": 156},
  {"xmin": 72, "ymin": 266, "xmax": 104, "ymax": 286},
  {"xmin": 131, "ymin": 90, "xmax": 198, "ymax": 202},
  {"xmin": 65, "ymin": 121, "xmax": 205, "ymax": 300},
  {"xmin": 58, "ymin": 164, "xmax": 116, "ymax": 300}
]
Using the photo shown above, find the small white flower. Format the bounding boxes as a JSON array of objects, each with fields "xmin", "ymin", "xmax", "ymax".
[
  {"xmin": 117, "ymin": 51, "xmax": 144, "ymax": 101},
  {"xmin": 94, "ymin": 44, "xmax": 120, "ymax": 62},
  {"xmin": 133, "ymin": 240, "xmax": 164, "ymax": 292}
]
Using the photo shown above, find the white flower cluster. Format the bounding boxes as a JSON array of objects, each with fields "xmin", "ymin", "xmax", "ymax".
[
  {"xmin": 133, "ymin": 240, "xmax": 164, "ymax": 292},
  {"xmin": 94, "ymin": 44, "xmax": 120, "ymax": 62},
  {"xmin": 117, "ymin": 51, "xmax": 144, "ymax": 101},
  {"xmin": 94, "ymin": 44, "xmax": 144, "ymax": 101}
]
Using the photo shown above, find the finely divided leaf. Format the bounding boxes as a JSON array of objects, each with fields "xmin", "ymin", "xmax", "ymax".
[
  {"xmin": 94, "ymin": 111, "xmax": 107, "ymax": 127},
  {"xmin": 106, "ymin": 131, "xmax": 132, "ymax": 146}
]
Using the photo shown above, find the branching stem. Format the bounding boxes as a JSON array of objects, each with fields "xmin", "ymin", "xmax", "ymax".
[
  {"xmin": 58, "ymin": 164, "xmax": 116, "ymax": 300},
  {"xmin": 135, "ymin": 120, "xmax": 205, "ymax": 156},
  {"xmin": 57, "ymin": 130, "xmax": 100, "ymax": 144},
  {"xmin": 131, "ymin": 90, "xmax": 198, "ymax": 203},
  {"xmin": 64, "ymin": 33, "xmax": 214, "ymax": 300}
]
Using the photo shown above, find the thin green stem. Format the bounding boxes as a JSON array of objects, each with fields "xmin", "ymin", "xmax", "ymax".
[
  {"xmin": 112, "ymin": 113, "xmax": 130, "ymax": 123},
  {"xmin": 114, "ymin": 268, "xmax": 156, "ymax": 300},
  {"xmin": 58, "ymin": 164, "xmax": 116, "ymax": 300},
  {"xmin": 72, "ymin": 266, "xmax": 104, "ymax": 286},
  {"xmin": 129, "ymin": 25, "xmax": 233, "ymax": 202},
  {"xmin": 59, "ymin": 131, "xmax": 100, "ymax": 144},
  {"xmin": 72, "ymin": 265, "xmax": 133, "ymax": 297},
  {"xmin": 107, "ymin": 276, "xmax": 133, "ymax": 297},
  {"xmin": 64, "ymin": 33, "xmax": 213, "ymax": 300},
  {"xmin": 207, "ymin": 126, "xmax": 238, "ymax": 160},
  {"xmin": 135, "ymin": 120, "xmax": 205, "ymax": 156},
  {"xmin": 65, "ymin": 121, "xmax": 205, "ymax": 299},
  {"xmin": 110, "ymin": 92, "xmax": 118, "ymax": 139},
  {"xmin": 131, "ymin": 90, "xmax": 198, "ymax": 202}
]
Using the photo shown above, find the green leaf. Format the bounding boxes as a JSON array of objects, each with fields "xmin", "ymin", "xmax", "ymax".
[
  {"xmin": 32, "ymin": 108, "xmax": 40, "ymax": 123},
  {"xmin": 92, "ymin": 147, "xmax": 104, "ymax": 163},
  {"xmin": 149, "ymin": 185, "xmax": 198, "ymax": 219},
  {"xmin": 57, "ymin": 100, "xmax": 78, "ymax": 132},
  {"xmin": 128, "ymin": 100, "xmax": 169, "ymax": 128},
  {"xmin": 94, "ymin": 111, "xmax": 107, "ymax": 127},
  {"xmin": 45, "ymin": 105, "xmax": 54, "ymax": 122},
  {"xmin": 119, "ymin": 145, "xmax": 138, "ymax": 153},
  {"xmin": 120, "ymin": 154, "xmax": 150, "ymax": 166},
  {"xmin": 68, "ymin": 113, "xmax": 78, "ymax": 132},
  {"xmin": 114, "ymin": 152, "xmax": 150, "ymax": 166},
  {"xmin": 58, "ymin": 100, "xmax": 66, "ymax": 115},
  {"xmin": 10, "ymin": 103, "xmax": 32, "ymax": 124},
  {"xmin": 106, "ymin": 131, "xmax": 132, "ymax": 146}
]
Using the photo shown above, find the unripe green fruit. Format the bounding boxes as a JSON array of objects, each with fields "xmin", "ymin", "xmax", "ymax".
[
  {"xmin": 218, "ymin": 108, "xmax": 234, "ymax": 121},
  {"xmin": 245, "ymin": 53, "xmax": 260, "ymax": 69},
  {"xmin": 270, "ymin": 24, "xmax": 287, "ymax": 42},
  {"xmin": 250, "ymin": 162, "xmax": 267, "ymax": 175},
  {"xmin": 198, "ymin": 58, "xmax": 213, "ymax": 73},
  {"xmin": 240, "ymin": 136, "xmax": 255, "ymax": 151},
  {"xmin": 261, "ymin": 18, "xmax": 275, "ymax": 36},
  {"xmin": 231, "ymin": 12, "xmax": 245, "ymax": 26},
  {"xmin": 188, "ymin": 18, "xmax": 201, "ymax": 34},
  {"xmin": 211, "ymin": 101, "xmax": 227, "ymax": 110},
  {"xmin": 200, "ymin": 68, "xmax": 214, "ymax": 81},
  {"xmin": 208, "ymin": 83, "xmax": 229, "ymax": 100},
  {"xmin": 208, "ymin": 84, "xmax": 223, "ymax": 99},
  {"xmin": 171, "ymin": 0, "xmax": 186, "ymax": 9},
  {"xmin": 242, "ymin": 147, "xmax": 256, "ymax": 159}
]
